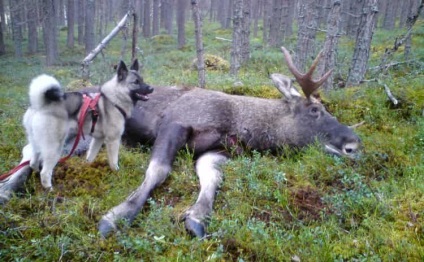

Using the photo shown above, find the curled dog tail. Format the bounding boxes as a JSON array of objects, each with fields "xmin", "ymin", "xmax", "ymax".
[{"xmin": 28, "ymin": 74, "xmax": 63, "ymax": 109}]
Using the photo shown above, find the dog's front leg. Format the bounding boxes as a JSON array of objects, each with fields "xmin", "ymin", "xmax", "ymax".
[
  {"xmin": 105, "ymin": 138, "xmax": 120, "ymax": 171},
  {"xmin": 86, "ymin": 137, "xmax": 104, "ymax": 163}
]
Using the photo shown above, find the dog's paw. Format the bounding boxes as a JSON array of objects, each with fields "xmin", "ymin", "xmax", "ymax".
[
  {"xmin": 109, "ymin": 164, "xmax": 119, "ymax": 171},
  {"xmin": 41, "ymin": 180, "xmax": 53, "ymax": 190}
]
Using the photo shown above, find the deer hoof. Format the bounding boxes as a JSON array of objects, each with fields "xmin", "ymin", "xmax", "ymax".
[
  {"xmin": 184, "ymin": 217, "xmax": 205, "ymax": 238},
  {"xmin": 98, "ymin": 217, "xmax": 116, "ymax": 238}
]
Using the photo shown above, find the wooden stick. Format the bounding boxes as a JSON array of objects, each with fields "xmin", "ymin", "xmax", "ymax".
[{"xmin": 81, "ymin": 12, "xmax": 131, "ymax": 79}]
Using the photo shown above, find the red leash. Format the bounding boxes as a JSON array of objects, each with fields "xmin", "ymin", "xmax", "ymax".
[{"xmin": 0, "ymin": 93, "xmax": 101, "ymax": 182}]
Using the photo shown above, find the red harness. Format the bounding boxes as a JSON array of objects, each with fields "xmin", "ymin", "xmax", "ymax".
[{"xmin": 0, "ymin": 93, "xmax": 101, "ymax": 182}]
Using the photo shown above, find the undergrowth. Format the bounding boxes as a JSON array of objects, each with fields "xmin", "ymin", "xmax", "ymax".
[{"xmin": 0, "ymin": 20, "xmax": 423, "ymax": 261}]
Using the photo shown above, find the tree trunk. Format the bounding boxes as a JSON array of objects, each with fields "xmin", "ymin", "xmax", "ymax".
[
  {"xmin": 152, "ymin": 0, "xmax": 159, "ymax": 36},
  {"xmin": 58, "ymin": 0, "xmax": 65, "ymax": 26},
  {"xmin": 268, "ymin": 0, "xmax": 283, "ymax": 47},
  {"xmin": 404, "ymin": 0, "xmax": 422, "ymax": 60},
  {"xmin": 176, "ymin": 0, "xmax": 186, "ymax": 48},
  {"xmin": 77, "ymin": 0, "xmax": 84, "ymax": 45},
  {"xmin": 295, "ymin": 0, "xmax": 318, "ymax": 71},
  {"xmin": 85, "ymin": 0, "xmax": 95, "ymax": 55},
  {"xmin": 191, "ymin": 0, "xmax": 205, "ymax": 88},
  {"xmin": 42, "ymin": 0, "xmax": 59, "ymax": 65},
  {"xmin": 346, "ymin": 0, "xmax": 378, "ymax": 86},
  {"xmin": 230, "ymin": 0, "xmax": 242, "ymax": 75},
  {"xmin": 241, "ymin": 0, "xmax": 251, "ymax": 63},
  {"xmin": 9, "ymin": 0, "xmax": 23, "ymax": 58},
  {"xmin": 345, "ymin": 0, "xmax": 362, "ymax": 38},
  {"xmin": 0, "ymin": 20, "xmax": 4, "ymax": 55},
  {"xmin": 399, "ymin": 0, "xmax": 412, "ymax": 28},
  {"xmin": 262, "ymin": 0, "xmax": 271, "ymax": 45},
  {"xmin": 282, "ymin": 0, "xmax": 294, "ymax": 38},
  {"xmin": 0, "ymin": 0, "xmax": 5, "ymax": 34},
  {"xmin": 226, "ymin": 0, "xmax": 233, "ymax": 28},
  {"xmin": 132, "ymin": 12, "xmax": 138, "ymax": 61},
  {"xmin": 318, "ymin": 0, "xmax": 342, "ymax": 91},
  {"xmin": 218, "ymin": 0, "xmax": 229, "ymax": 28},
  {"xmin": 163, "ymin": 0, "xmax": 174, "ymax": 34},
  {"xmin": 0, "ymin": 0, "xmax": 4, "ymax": 55},
  {"xmin": 317, "ymin": 0, "xmax": 330, "ymax": 27},
  {"xmin": 143, "ymin": 0, "xmax": 151, "ymax": 37},
  {"xmin": 27, "ymin": 0, "xmax": 39, "ymax": 54},
  {"xmin": 251, "ymin": 0, "xmax": 259, "ymax": 38},
  {"xmin": 382, "ymin": 0, "xmax": 398, "ymax": 30},
  {"xmin": 135, "ymin": 0, "xmax": 143, "ymax": 28},
  {"xmin": 67, "ymin": 0, "xmax": 75, "ymax": 48}
]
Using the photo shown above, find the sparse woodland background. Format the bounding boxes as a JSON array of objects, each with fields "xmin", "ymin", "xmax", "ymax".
[
  {"xmin": 1, "ymin": 0, "xmax": 422, "ymax": 87},
  {"xmin": 0, "ymin": 0, "xmax": 423, "ymax": 261}
]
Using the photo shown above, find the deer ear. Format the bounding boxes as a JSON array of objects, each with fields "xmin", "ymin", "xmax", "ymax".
[
  {"xmin": 117, "ymin": 61, "xmax": 128, "ymax": 81},
  {"xmin": 130, "ymin": 59, "xmax": 139, "ymax": 71}
]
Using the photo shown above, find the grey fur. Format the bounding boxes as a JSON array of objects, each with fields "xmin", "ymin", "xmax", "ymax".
[
  {"xmin": 99, "ymin": 75, "xmax": 361, "ymax": 238},
  {"xmin": 20, "ymin": 60, "xmax": 153, "ymax": 190}
]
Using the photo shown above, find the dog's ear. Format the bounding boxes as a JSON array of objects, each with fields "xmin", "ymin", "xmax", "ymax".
[
  {"xmin": 130, "ymin": 59, "xmax": 139, "ymax": 71},
  {"xmin": 117, "ymin": 61, "xmax": 128, "ymax": 82}
]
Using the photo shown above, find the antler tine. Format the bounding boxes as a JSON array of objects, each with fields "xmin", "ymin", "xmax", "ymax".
[
  {"xmin": 281, "ymin": 46, "xmax": 333, "ymax": 99},
  {"xmin": 280, "ymin": 46, "xmax": 304, "ymax": 80}
]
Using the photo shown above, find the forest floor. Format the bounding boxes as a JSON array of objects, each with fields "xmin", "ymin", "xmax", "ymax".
[{"xmin": 0, "ymin": 22, "xmax": 423, "ymax": 261}]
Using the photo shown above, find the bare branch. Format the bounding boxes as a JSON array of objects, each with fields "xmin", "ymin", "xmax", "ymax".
[
  {"xmin": 349, "ymin": 121, "xmax": 366, "ymax": 129},
  {"xmin": 378, "ymin": 79, "xmax": 399, "ymax": 106},
  {"xmin": 215, "ymin": 37, "xmax": 232, "ymax": 42},
  {"xmin": 81, "ymin": 12, "xmax": 131, "ymax": 79}
]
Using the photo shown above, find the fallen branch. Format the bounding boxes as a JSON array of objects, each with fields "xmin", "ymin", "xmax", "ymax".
[
  {"xmin": 215, "ymin": 37, "xmax": 232, "ymax": 42},
  {"xmin": 349, "ymin": 121, "xmax": 366, "ymax": 129},
  {"xmin": 369, "ymin": 60, "xmax": 416, "ymax": 71},
  {"xmin": 81, "ymin": 12, "xmax": 131, "ymax": 79},
  {"xmin": 378, "ymin": 79, "xmax": 399, "ymax": 106}
]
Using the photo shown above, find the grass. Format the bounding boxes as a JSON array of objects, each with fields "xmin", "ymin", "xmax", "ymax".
[{"xmin": 0, "ymin": 20, "xmax": 423, "ymax": 261}]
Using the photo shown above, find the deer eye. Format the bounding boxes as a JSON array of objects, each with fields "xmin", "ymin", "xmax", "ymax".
[{"xmin": 310, "ymin": 106, "xmax": 319, "ymax": 114}]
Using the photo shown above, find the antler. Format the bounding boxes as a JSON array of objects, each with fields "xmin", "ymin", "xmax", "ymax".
[{"xmin": 281, "ymin": 46, "xmax": 333, "ymax": 99}]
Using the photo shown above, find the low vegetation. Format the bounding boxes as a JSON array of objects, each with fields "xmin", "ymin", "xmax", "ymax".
[{"xmin": 0, "ymin": 22, "xmax": 423, "ymax": 261}]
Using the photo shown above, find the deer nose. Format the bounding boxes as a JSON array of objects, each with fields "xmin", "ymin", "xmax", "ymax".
[{"xmin": 342, "ymin": 140, "xmax": 361, "ymax": 156}]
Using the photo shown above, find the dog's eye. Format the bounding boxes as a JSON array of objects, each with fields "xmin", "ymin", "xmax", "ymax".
[{"xmin": 134, "ymin": 79, "xmax": 140, "ymax": 85}]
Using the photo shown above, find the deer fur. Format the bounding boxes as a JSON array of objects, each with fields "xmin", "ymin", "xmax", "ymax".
[{"xmin": 98, "ymin": 47, "xmax": 361, "ymax": 238}]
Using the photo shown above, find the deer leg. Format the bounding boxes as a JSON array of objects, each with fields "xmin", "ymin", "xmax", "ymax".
[
  {"xmin": 184, "ymin": 152, "xmax": 228, "ymax": 238},
  {"xmin": 98, "ymin": 122, "xmax": 192, "ymax": 238}
]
